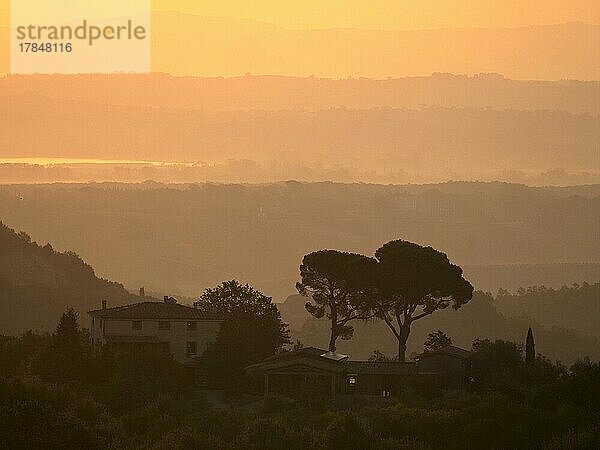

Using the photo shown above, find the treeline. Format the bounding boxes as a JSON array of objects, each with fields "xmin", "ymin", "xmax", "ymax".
[
  {"xmin": 495, "ymin": 283, "xmax": 600, "ymax": 338},
  {"xmin": 2, "ymin": 73, "xmax": 598, "ymax": 115},
  {"xmin": 1, "ymin": 302, "xmax": 599, "ymax": 449},
  {"xmin": 2, "ymin": 162, "xmax": 598, "ymax": 186},
  {"xmin": 463, "ymin": 263, "xmax": 600, "ymax": 294}
]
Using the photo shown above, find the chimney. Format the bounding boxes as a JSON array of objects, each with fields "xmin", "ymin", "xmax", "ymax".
[
  {"xmin": 102, "ymin": 300, "xmax": 107, "ymax": 310},
  {"xmin": 164, "ymin": 295, "xmax": 169, "ymax": 303},
  {"xmin": 139, "ymin": 287, "xmax": 145, "ymax": 297}
]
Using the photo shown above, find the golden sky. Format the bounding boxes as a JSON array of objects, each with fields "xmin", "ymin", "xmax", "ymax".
[
  {"xmin": 151, "ymin": 0, "xmax": 600, "ymax": 29},
  {"xmin": 1, "ymin": 1, "xmax": 599, "ymax": 77},
  {"xmin": 1, "ymin": 0, "xmax": 599, "ymax": 29}
]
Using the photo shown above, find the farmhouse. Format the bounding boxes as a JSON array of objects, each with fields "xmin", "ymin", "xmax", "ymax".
[
  {"xmin": 246, "ymin": 345, "xmax": 471, "ymax": 398},
  {"xmin": 88, "ymin": 296, "xmax": 223, "ymax": 365}
]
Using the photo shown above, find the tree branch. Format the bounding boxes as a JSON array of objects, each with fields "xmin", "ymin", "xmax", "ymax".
[
  {"xmin": 380, "ymin": 310, "xmax": 400, "ymax": 339},
  {"xmin": 412, "ymin": 310, "xmax": 434, "ymax": 321}
]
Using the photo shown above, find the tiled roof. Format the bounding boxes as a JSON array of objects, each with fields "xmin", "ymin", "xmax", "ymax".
[
  {"xmin": 260, "ymin": 346, "xmax": 327, "ymax": 363},
  {"xmin": 419, "ymin": 345, "xmax": 471, "ymax": 360},
  {"xmin": 299, "ymin": 346, "xmax": 328, "ymax": 356},
  {"xmin": 345, "ymin": 361, "xmax": 417, "ymax": 375},
  {"xmin": 88, "ymin": 301, "xmax": 223, "ymax": 320}
]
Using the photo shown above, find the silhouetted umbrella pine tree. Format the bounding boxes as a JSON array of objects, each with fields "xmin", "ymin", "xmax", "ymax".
[
  {"xmin": 374, "ymin": 240, "xmax": 473, "ymax": 361},
  {"xmin": 296, "ymin": 250, "xmax": 378, "ymax": 352}
]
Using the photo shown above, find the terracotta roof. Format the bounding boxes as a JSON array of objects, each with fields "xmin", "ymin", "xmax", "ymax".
[{"xmin": 88, "ymin": 301, "xmax": 223, "ymax": 320}]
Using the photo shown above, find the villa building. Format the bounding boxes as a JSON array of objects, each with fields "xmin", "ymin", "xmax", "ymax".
[{"xmin": 88, "ymin": 296, "xmax": 223, "ymax": 365}]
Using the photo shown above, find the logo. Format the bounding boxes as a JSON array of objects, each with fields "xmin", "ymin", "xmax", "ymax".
[{"xmin": 11, "ymin": 0, "xmax": 151, "ymax": 74}]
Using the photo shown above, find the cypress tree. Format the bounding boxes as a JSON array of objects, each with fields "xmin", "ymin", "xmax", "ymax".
[{"xmin": 525, "ymin": 327, "xmax": 535, "ymax": 364}]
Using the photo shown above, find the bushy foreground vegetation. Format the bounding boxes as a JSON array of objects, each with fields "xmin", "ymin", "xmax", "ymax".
[{"xmin": 1, "ymin": 309, "xmax": 599, "ymax": 449}]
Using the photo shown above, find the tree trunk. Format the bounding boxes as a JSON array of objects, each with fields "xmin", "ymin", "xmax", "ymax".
[
  {"xmin": 328, "ymin": 327, "xmax": 337, "ymax": 352},
  {"xmin": 329, "ymin": 303, "xmax": 338, "ymax": 352},
  {"xmin": 328, "ymin": 335, "xmax": 337, "ymax": 352},
  {"xmin": 397, "ymin": 321, "xmax": 411, "ymax": 362},
  {"xmin": 398, "ymin": 340, "xmax": 407, "ymax": 362}
]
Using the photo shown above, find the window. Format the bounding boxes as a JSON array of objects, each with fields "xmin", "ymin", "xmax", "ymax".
[
  {"xmin": 187, "ymin": 321, "xmax": 197, "ymax": 331},
  {"xmin": 186, "ymin": 341, "xmax": 197, "ymax": 355},
  {"xmin": 158, "ymin": 321, "xmax": 170, "ymax": 330},
  {"xmin": 132, "ymin": 320, "xmax": 142, "ymax": 330},
  {"xmin": 348, "ymin": 376, "xmax": 357, "ymax": 385}
]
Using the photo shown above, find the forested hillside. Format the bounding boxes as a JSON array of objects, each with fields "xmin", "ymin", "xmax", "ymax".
[
  {"xmin": 495, "ymin": 283, "xmax": 600, "ymax": 338},
  {"xmin": 0, "ymin": 222, "xmax": 137, "ymax": 334}
]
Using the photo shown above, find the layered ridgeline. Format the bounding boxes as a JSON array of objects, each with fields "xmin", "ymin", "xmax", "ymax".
[
  {"xmin": 0, "ymin": 222, "xmax": 137, "ymax": 335},
  {"xmin": 1, "ymin": 182, "xmax": 598, "ymax": 301},
  {"xmin": 0, "ymin": 73, "xmax": 598, "ymax": 185},
  {"xmin": 1, "ymin": 73, "xmax": 598, "ymax": 114}
]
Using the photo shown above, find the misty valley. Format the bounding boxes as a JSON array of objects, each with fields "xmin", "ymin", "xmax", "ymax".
[
  {"xmin": 0, "ymin": 178, "xmax": 599, "ymax": 449},
  {"xmin": 1, "ymin": 5, "xmax": 599, "ymax": 448}
]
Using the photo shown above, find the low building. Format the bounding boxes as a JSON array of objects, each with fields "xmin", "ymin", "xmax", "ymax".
[
  {"xmin": 416, "ymin": 345, "xmax": 472, "ymax": 389},
  {"xmin": 246, "ymin": 345, "xmax": 471, "ymax": 398},
  {"xmin": 88, "ymin": 296, "xmax": 223, "ymax": 365}
]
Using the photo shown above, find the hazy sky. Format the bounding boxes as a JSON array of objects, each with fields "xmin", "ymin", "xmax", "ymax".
[
  {"xmin": 1, "ymin": 0, "xmax": 599, "ymax": 29},
  {"xmin": 1, "ymin": 1, "xmax": 599, "ymax": 77},
  {"xmin": 152, "ymin": 0, "xmax": 600, "ymax": 29}
]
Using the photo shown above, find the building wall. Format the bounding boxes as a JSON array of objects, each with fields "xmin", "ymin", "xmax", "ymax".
[
  {"xmin": 417, "ymin": 355, "xmax": 468, "ymax": 388},
  {"xmin": 90, "ymin": 316, "xmax": 221, "ymax": 364}
]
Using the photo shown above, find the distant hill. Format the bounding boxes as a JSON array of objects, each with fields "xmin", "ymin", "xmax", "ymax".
[
  {"xmin": 0, "ymin": 222, "xmax": 138, "ymax": 335},
  {"xmin": 2, "ymin": 73, "xmax": 597, "ymax": 184},
  {"xmin": 285, "ymin": 292, "xmax": 600, "ymax": 365},
  {"xmin": 1, "ymin": 73, "xmax": 598, "ymax": 114},
  {"xmin": 3, "ymin": 18, "xmax": 598, "ymax": 79},
  {"xmin": 149, "ymin": 16, "xmax": 600, "ymax": 80},
  {"xmin": 494, "ymin": 283, "xmax": 600, "ymax": 339},
  {"xmin": 1, "ymin": 182, "xmax": 598, "ymax": 300},
  {"xmin": 0, "ymin": 99, "xmax": 596, "ymax": 179}
]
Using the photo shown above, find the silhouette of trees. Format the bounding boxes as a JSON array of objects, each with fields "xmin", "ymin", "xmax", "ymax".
[
  {"xmin": 295, "ymin": 242, "xmax": 472, "ymax": 359},
  {"xmin": 194, "ymin": 280, "xmax": 290, "ymax": 385},
  {"xmin": 471, "ymin": 339, "xmax": 524, "ymax": 391},
  {"xmin": 296, "ymin": 250, "xmax": 378, "ymax": 352},
  {"xmin": 526, "ymin": 327, "xmax": 535, "ymax": 365},
  {"xmin": 0, "ymin": 331, "xmax": 50, "ymax": 377},
  {"xmin": 424, "ymin": 330, "xmax": 452, "ymax": 353},
  {"xmin": 31, "ymin": 307, "xmax": 90, "ymax": 382},
  {"xmin": 368, "ymin": 349, "xmax": 395, "ymax": 362},
  {"xmin": 0, "ymin": 316, "xmax": 598, "ymax": 449},
  {"xmin": 496, "ymin": 283, "xmax": 600, "ymax": 338},
  {"xmin": 374, "ymin": 240, "xmax": 473, "ymax": 361}
]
